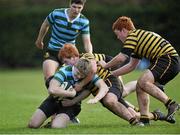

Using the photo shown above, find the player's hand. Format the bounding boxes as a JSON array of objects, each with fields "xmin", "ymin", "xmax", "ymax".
[
  {"xmin": 74, "ymin": 83, "xmax": 83, "ymax": 92},
  {"xmin": 69, "ymin": 88, "xmax": 76, "ymax": 97},
  {"xmin": 62, "ymin": 99, "xmax": 75, "ymax": 107},
  {"xmin": 35, "ymin": 39, "xmax": 44, "ymax": 49},
  {"xmin": 97, "ymin": 60, "xmax": 106, "ymax": 68},
  {"xmin": 87, "ymin": 98, "xmax": 98, "ymax": 104}
]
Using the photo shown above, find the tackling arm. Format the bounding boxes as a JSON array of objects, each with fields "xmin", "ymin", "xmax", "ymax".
[
  {"xmin": 112, "ymin": 57, "xmax": 140, "ymax": 76},
  {"xmin": 62, "ymin": 90, "xmax": 91, "ymax": 107},
  {"xmin": 87, "ymin": 79, "xmax": 109, "ymax": 104},
  {"xmin": 104, "ymin": 53, "xmax": 127, "ymax": 69}
]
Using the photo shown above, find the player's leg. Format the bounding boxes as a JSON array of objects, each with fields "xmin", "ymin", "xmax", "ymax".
[
  {"xmin": 102, "ymin": 92, "xmax": 139, "ymax": 125},
  {"xmin": 122, "ymin": 80, "xmax": 137, "ymax": 98},
  {"xmin": 28, "ymin": 109, "xmax": 47, "ymax": 128},
  {"xmin": 101, "ymin": 75, "xmax": 138, "ymax": 124},
  {"xmin": 43, "ymin": 59, "xmax": 59, "ymax": 81},
  {"xmin": 51, "ymin": 104, "xmax": 81, "ymax": 128},
  {"xmin": 51, "ymin": 113, "xmax": 70, "ymax": 128},
  {"xmin": 28, "ymin": 95, "xmax": 59, "ymax": 128}
]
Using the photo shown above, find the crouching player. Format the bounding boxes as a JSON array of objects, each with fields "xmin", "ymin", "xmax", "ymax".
[{"xmin": 28, "ymin": 58, "xmax": 109, "ymax": 128}]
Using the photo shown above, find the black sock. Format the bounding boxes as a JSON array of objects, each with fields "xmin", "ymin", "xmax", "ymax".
[
  {"xmin": 140, "ymin": 115, "xmax": 149, "ymax": 123},
  {"xmin": 165, "ymin": 98, "xmax": 174, "ymax": 108},
  {"xmin": 151, "ymin": 112, "xmax": 158, "ymax": 121},
  {"xmin": 129, "ymin": 117, "xmax": 137, "ymax": 125}
]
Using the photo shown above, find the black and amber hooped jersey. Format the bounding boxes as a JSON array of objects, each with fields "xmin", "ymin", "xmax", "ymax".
[
  {"xmin": 121, "ymin": 29, "xmax": 179, "ymax": 61},
  {"xmin": 81, "ymin": 53, "xmax": 112, "ymax": 93},
  {"xmin": 81, "ymin": 53, "xmax": 111, "ymax": 80}
]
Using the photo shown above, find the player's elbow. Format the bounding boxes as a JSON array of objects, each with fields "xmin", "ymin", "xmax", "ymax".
[
  {"xmin": 48, "ymin": 87, "xmax": 56, "ymax": 95},
  {"xmin": 104, "ymin": 85, "xmax": 109, "ymax": 94}
]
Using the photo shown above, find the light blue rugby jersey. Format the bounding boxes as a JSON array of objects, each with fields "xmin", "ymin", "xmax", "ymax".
[
  {"xmin": 53, "ymin": 65, "xmax": 100, "ymax": 86},
  {"xmin": 47, "ymin": 8, "xmax": 90, "ymax": 51}
]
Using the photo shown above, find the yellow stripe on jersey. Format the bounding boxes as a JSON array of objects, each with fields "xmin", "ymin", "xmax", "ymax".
[
  {"xmin": 93, "ymin": 53, "xmax": 105, "ymax": 61},
  {"xmin": 142, "ymin": 35, "xmax": 156, "ymax": 56},
  {"xmin": 149, "ymin": 39, "xmax": 162, "ymax": 59},
  {"xmin": 145, "ymin": 37, "xmax": 159, "ymax": 58},
  {"xmin": 124, "ymin": 29, "xmax": 179, "ymax": 60},
  {"xmin": 124, "ymin": 45, "xmax": 135, "ymax": 49},
  {"xmin": 89, "ymin": 65, "xmax": 111, "ymax": 94}
]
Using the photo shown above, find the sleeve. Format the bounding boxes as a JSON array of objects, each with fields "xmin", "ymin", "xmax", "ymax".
[
  {"xmin": 91, "ymin": 74, "xmax": 100, "ymax": 84},
  {"xmin": 46, "ymin": 10, "xmax": 56, "ymax": 25},
  {"xmin": 81, "ymin": 19, "xmax": 90, "ymax": 35},
  {"xmin": 121, "ymin": 33, "xmax": 139, "ymax": 58},
  {"xmin": 53, "ymin": 70, "xmax": 66, "ymax": 84}
]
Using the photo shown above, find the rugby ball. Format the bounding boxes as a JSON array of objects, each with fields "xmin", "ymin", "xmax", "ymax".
[
  {"xmin": 56, "ymin": 81, "xmax": 73, "ymax": 100},
  {"xmin": 60, "ymin": 81, "xmax": 73, "ymax": 90}
]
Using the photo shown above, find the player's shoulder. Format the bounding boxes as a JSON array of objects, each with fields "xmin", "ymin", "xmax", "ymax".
[
  {"xmin": 60, "ymin": 65, "xmax": 72, "ymax": 71},
  {"xmin": 51, "ymin": 8, "xmax": 65, "ymax": 15},
  {"xmin": 79, "ymin": 14, "xmax": 89, "ymax": 24}
]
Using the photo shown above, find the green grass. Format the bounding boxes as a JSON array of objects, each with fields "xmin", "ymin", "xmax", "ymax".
[{"xmin": 0, "ymin": 69, "xmax": 180, "ymax": 134}]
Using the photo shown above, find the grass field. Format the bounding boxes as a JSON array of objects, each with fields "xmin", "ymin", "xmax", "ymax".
[{"xmin": 0, "ymin": 69, "xmax": 180, "ymax": 134}]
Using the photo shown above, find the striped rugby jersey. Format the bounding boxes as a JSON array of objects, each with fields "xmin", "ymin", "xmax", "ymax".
[
  {"xmin": 122, "ymin": 29, "xmax": 179, "ymax": 61},
  {"xmin": 47, "ymin": 8, "xmax": 90, "ymax": 51},
  {"xmin": 81, "ymin": 53, "xmax": 112, "ymax": 94},
  {"xmin": 53, "ymin": 65, "xmax": 99, "ymax": 85},
  {"xmin": 81, "ymin": 53, "xmax": 112, "ymax": 80}
]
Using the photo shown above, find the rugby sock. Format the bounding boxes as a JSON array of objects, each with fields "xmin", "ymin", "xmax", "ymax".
[
  {"xmin": 129, "ymin": 117, "xmax": 138, "ymax": 125},
  {"xmin": 151, "ymin": 112, "xmax": 158, "ymax": 121},
  {"xmin": 134, "ymin": 107, "xmax": 140, "ymax": 112},
  {"xmin": 140, "ymin": 115, "xmax": 150, "ymax": 124},
  {"xmin": 165, "ymin": 98, "xmax": 174, "ymax": 108}
]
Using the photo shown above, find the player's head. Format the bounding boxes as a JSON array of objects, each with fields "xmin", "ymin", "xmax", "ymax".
[
  {"xmin": 112, "ymin": 16, "xmax": 135, "ymax": 42},
  {"xmin": 81, "ymin": 53, "xmax": 97, "ymax": 73},
  {"xmin": 59, "ymin": 43, "xmax": 80, "ymax": 65},
  {"xmin": 112, "ymin": 16, "xmax": 135, "ymax": 31},
  {"xmin": 73, "ymin": 57, "xmax": 93, "ymax": 80},
  {"xmin": 70, "ymin": 0, "xmax": 86, "ymax": 5},
  {"xmin": 69, "ymin": 0, "xmax": 86, "ymax": 17}
]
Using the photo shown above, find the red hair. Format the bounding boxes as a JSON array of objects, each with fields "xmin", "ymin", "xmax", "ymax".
[
  {"xmin": 112, "ymin": 16, "xmax": 135, "ymax": 31},
  {"xmin": 58, "ymin": 43, "xmax": 79, "ymax": 60}
]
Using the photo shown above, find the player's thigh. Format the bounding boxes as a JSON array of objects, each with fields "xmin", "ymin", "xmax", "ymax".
[
  {"xmin": 43, "ymin": 59, "xmax": 59, "ymax": 79},
  {"xmin": 51, "ymin": 113, "xmax": 70, "ymax": 128},
  {"xmin": 138, "ymin": 69, "xmax": 154, "ymax": 87},
  {"xmin": 102, "ymin": 92, "xmax": 118, "ymax": 105}
]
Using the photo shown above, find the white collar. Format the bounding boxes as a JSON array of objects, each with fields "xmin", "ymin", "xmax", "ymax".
[{"xmin": 65, "ymin": 8, "xmax": 80, "ymax": 23}]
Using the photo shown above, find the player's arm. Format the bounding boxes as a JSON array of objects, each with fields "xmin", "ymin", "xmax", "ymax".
[
  {"xmin": 62, "ymin": 90, "xmax": 91, "ymax": 107},
  {"xmin": 35, "ymin": 18, "xmax": 50, "ymax": 49},
  {"xmin": 74, "ymin": 72, "xmax": 94, "ymax": 91},
  {"xmin": 102, "ymin": 52, "xmax": 127, "ymax": 69},
  {"xmin": 82, "ymin": 34, "xmax": 93, "ymax": 53},
  {"xmin": 112, "ymin": 57, "xmax": 140, "ymax": 76},
  {"xmin": 87, "ymin": 79, "xmax": 109, "ymax": 104},
  {"xmin": 48, "ymin": 79, "xmax": 76, "ymax": 98}
]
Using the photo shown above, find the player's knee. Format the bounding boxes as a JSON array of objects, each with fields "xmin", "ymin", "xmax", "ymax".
[
  {"xmin": 28, "ymin": 120, "xmax": 40, "ymax": 129},
  {"xmin": 51, "ymin": 122, "xmax": 66, "ymax": 128},
  {"xmin": 137, "ymin": 80, "xmax": 149, "ymax": 91},
  {"xmin": 103, "ymin": 98, "xmax": 116, "ymax": 107}
]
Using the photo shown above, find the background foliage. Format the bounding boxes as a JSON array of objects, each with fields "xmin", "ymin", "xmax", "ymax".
[{"xmin": 0, "ymin": 0, "xmax": 180, "ymax": 67}]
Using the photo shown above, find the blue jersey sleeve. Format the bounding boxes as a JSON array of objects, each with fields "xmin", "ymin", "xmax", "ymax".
[
  {"xmin": 53, "ymin": 67, "xmax": 67, "ymax": 83},
  {"xmin": 47, "ymin": 10, "xmax": 55, "ymax": 25},
  {"xmin": 91, "ymin": 74, "xmax": 100, "ymax": 84}
]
